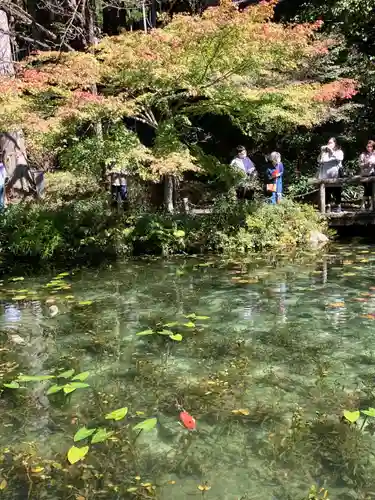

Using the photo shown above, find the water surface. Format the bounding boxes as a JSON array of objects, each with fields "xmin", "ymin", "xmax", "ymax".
[{"xmin": 1, "ymin": 244, "xmax": 375, "ymax": 499}]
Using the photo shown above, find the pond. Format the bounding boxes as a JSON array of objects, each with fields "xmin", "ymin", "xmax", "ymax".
[{"xmin": 1, "ymin": 244, "xmax": 375, "ymax": 499}]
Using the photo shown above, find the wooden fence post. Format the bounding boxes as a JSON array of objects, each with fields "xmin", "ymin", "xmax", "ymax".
[{"xmin": 319, "ymin": 181, "xmax": 326, "ymax": 214}]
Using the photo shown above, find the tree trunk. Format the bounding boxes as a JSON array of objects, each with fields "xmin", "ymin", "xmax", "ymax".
[
  {"xmin": 0, "ymin": 9, "xmax": 33, "ymax": 200},
  {"xmin": 86, "ymin": 1, "xmax": 104, "ymax": 183},
  {"xmin": 164, "ymin": 175, "xmax": 174, "ymax": 213}
]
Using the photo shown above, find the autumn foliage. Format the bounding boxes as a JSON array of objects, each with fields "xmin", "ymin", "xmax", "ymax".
[{"xmin": 0, "ymin": 0, "xmax": 358, "ymax": 175}]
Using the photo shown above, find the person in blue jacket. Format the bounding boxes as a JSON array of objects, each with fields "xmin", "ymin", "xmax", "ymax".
[{"xmin": 266, "ymin": 151, "xmax": 284, "ymax": 204}]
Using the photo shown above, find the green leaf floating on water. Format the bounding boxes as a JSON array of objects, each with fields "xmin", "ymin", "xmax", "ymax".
[
  {"xmin": 163, "ymin": 322, "xmax": 179, "ymax": 327},
  {"xmin": 58, "ymin": 369, "xmax": 75, "ymax": 379},
  {"xmin": 67, "ymin": 445, "xmax": 89, "ymax": 464},
  {"xmin": 158, "ymin": 329, "xmax": 174, "ymax": 336},
  {"xmin": 169, "ymin": 333, "xmax": 183, "ymax": 341},
  {"xmin": 56, "ymin": 272, "xmax": 70, "ymax": 277},
  {"xmin": 3, "ymin": 381, "xmax": 20, "ymax": 389},
  {"xmin": 105, "ymin": 407, "xmax": 128, "ymax": 421},
  {"xmin": 63, "ymin": 382, "xmax": 90, "ymax": 394},
  {"xmin": 47, "ymin": 384, "xmax": 64, "ymax": 395},
  {"xmin": 183, "ymin": 322, "xmax": 195, "ymax": 328},
  {"xmin": 133, "ymin": 418, "xmax": 157, "ymax": 432},
  {"xmin": 136, "ymin": 329, "xmax": 154, "ymax": 336},
  {"xmin": 78, "ymin": 300, "xmax": 93, "ymax": 306},
  {"xmin": 17, "ymin": 374, "xmax": 55, "ymax": 382},
  {"xmin": 74, "ymin": 427, "xmax": 97, "ymax": 442},
  {"xmin": 10, "ymin": 277, "xmax": 24, "ymax": 282},
  {"xmin": 91, "ymin": 428, "xmax": 114, "ymax": 444},
  {"xmin": 362, "ymin": 407, "xmax": 375, "ymax": 418},
  {"xmin": 72, "ymin": 371, "xmax": 90, "ymax": 382},
  {"xmin": 195, "ymin": 316, "xmax": 210, "ymax": 320},
  {"xmin": 343, "ymin": 410, "xmax": 360, "ymax": 423}
]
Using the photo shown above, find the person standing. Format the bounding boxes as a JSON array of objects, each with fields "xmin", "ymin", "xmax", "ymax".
[
  {"xmin": 230, "ymin": 145, "xmax": 257, "ymax": 200},
  {"xmin": 107, "ymin": 162, "xmax": 128, "ymax": 210},
  {"xmin": 318, "ymin": 137, "xmax": 344, "ymax": 212},
  {"xmin": 266, "ymin": 152, "xmax": 284, "ymax": 204},
  {"xmin": 0, "ymin": 156, "xmax": 6, "ymax": 209},
  {"xmin": 359, "ymin": 140, "xmax": 375, "ymax": 211}
]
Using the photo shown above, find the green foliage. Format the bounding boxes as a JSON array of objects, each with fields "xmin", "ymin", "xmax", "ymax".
[
  {"xmin": 234, "ymin": 200, "xmax": 327, "ymax": 252},
  {"xmin": 58, "ymin": 123, "xmax": 147, "ymax": 179},
  {"xmin": 105, "ymin": 407, "xmax": 128, "ymax": 421},
  {"xmin": 133, "ymin": 418, "xmax": 157, "ymax": 432},
  {"xmin": 0, "ymin": 191, "xmax": 327, "ymax": 271},
  {"xmin": 67, "ymin": 445, "xmax": 89, "ymax": 465},
  {"xmin": 4, "ymin": 369, "xmax": 91, "ymax": 397}
]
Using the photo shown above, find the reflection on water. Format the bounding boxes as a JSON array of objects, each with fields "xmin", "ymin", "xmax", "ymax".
[{"xmin": 2, "ymin": 245, "xmax": 375, "ymax": 498}]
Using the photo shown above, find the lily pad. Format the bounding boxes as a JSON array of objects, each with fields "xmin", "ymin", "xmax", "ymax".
[
  {"xmin": 91, "ymin": 428, "xmax": 114, "ymax": 444},
  {"xmin": 169, "ymin": 333, "xmax": 183, "ymax": 341},
  {"xmin": 105, "ymin": 407, "xmax": 128, "ymax": 421},
  {"xmin": 74, "ymin": 427, "xmax": 97, "ymax": 442},
  {"xmin": 71, "ymin": 371, "xmax": 90, "ymax": 382},
  {"xmin": 58, "ymin": 369, "xmax": 75, "ymax": 379},
  {"xmin": 47, "ymin": 384, "xmax": 64, "ymax": 395},
  {"xmin": 136, "ymin": 329, "xmax": 154, "ymax": 336},
  {"xmin": 133, "ymin": 418, "xmax": 157, "ymax": 432},
  {"xmin": 362, "ymin": 407, "xmax": 375, "ymax": 418},
  {"xmin": 3, "ymin": 381, "xmax": 20, "ymax": 389},
  {"xmin": 67, "ymin": 445, "xmax": 89, "ymax": 465},
  {"xmin": 343, "ymin": 410, "xmax": 360, "ymax": 423}
]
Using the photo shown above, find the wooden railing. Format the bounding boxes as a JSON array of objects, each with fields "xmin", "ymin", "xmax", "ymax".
[{"xmin": 308, "ymin": 176, "xmax": 375, "ymax": 214}]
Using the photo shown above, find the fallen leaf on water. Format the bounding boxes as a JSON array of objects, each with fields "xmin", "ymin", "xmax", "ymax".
[
  {"xmin": 327, "ymin": 302, "xmax": 345, "ymax": 308},
  {"xmin": 198, "ymin": 484, "xmax": 211, "ymax": 491},
  {"xmin": 362, "ymin": 314, "xmax": 375, "ymax": 320},
  {"xmin": 359, "ymin": 259, "xmax": 369, "ymax": 263},
  {"xmin": 232, "ymin": 409, "xmax": 250, "ymax": 416},
  {"xmin": 31, "ymin": 467, "xmax": 44, "ymax": 473},
  {"xmin": 342, "ymin": 272, "xmax": 356, "ymax": 277},
  {"xmin": 0, "ymin": 479, "xmax": 7, "ymax": 490},
  {"xmin": 342, "ymin": 260, "xmax": 353, "ymax": 265}
]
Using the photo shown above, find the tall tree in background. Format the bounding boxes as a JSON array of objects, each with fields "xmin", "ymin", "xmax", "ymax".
[
  {"xmin": 0, "ymin": 8, "xmax": 32, "ymax": 197},
  {"xmin": 0, "ymin": 0, "xmax": 358, "ymax": 211}
]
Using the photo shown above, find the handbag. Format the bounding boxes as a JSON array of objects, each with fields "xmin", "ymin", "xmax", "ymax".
[{"xmin": 266, "ymin": 183, "xmax": 277, "ymax": 193}]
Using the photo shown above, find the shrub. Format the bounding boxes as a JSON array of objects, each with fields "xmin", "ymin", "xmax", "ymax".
[
  {"xmin": 233, "ymin": 199, "xmax": 327, "ymax": 252},
  {"xmin": 0, "ymin": 197, "xmax": 327, "ymax": 271}
]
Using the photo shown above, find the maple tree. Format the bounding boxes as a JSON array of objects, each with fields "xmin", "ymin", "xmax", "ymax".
[{"xmin": 0, "ymin": 0, "xmax": 358, "ymax": 207}]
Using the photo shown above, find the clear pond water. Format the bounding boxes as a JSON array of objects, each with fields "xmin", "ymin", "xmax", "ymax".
[{"xmin": 1, "ymin": 244, "xmax": 375, "ymax": 499}]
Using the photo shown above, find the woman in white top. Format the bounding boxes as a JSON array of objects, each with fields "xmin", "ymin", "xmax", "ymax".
[
  {"xmin": 359, "ymin": 140, "xmax": 375, "ymax": 210},
  {"xmin": 318, "ymin": 137, "xmax": 344, "ymax": 212}
]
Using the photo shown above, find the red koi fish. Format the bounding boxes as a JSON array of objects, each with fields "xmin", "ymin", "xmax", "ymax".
[{"xmin": 179, "ymin": 411, "xmax": 196, "ymax": 430}]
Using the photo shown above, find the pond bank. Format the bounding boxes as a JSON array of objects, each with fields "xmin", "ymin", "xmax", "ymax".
[{"xmin": 0, "ymin": 194, "xmax": 328, "ymax": 273}]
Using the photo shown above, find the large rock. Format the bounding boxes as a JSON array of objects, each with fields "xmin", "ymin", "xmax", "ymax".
[{"xmin": 309, "ymin": 230, "xmax": 329, "ymax": 248}]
